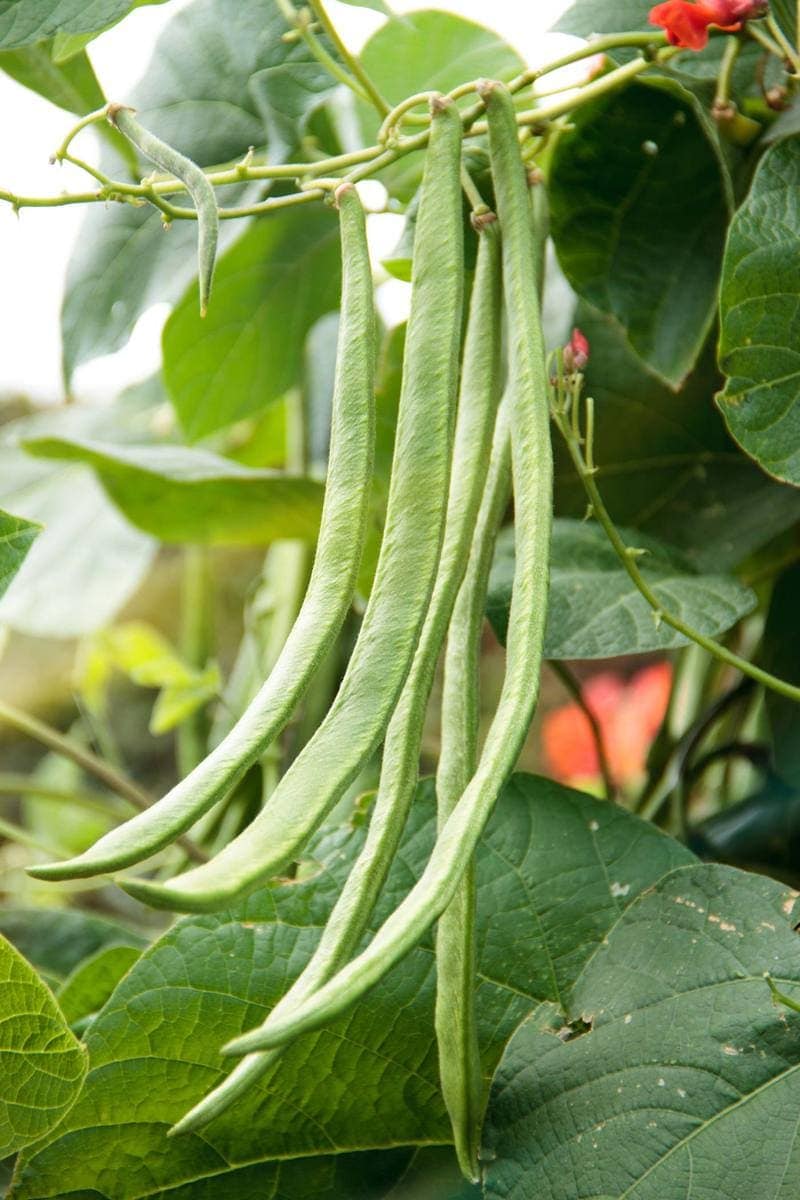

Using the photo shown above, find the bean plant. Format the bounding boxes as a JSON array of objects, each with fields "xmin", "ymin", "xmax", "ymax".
[{"xmin": 1, "ymin": 0, "xmax": 800, "ymax": 1195}]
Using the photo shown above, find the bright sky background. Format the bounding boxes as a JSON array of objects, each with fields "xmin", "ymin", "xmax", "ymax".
[{"xmin": 0, "ymin": 0, "xmax": 572, "ymax": 404}]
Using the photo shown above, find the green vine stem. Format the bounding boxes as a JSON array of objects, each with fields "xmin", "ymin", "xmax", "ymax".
[
  {"xmin": 766, "ymin": 12, "xmax": 800, "ymax": 76},
  {"xmin": 552, "ymin": 391, "xmax": 800, "ymax": 711},
  {"xmin": 0, "ymin": 773, "xmax": 126, "ymax": 820},
  {"xmin": 0, "ymin": 698, "xmax": 208, "ymax": 863},
  {"xmin": 0, "ymin": 39, "xmax": 675, "ymax": 221},
  {"xmin": 308, "ymin": 0, "xmax": 389, "ymax": 116},
  {"xmin": 177, "ymin": 546, "xmax": 215, "ymax": 779},
  {"xmin": 274, "ymin": 0, "xmax": 369, "ymax": 102}
]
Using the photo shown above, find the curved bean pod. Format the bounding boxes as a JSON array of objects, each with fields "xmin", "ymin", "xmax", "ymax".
[
  {"xmin": 30, "ymin": 183, "xmax": 376, "ymax": 883},
  {"xmin": 114, "ymin": 97, "xmax": 465, "ymax": 912},
  {"xmin": 222, "ymin": 79, "xmax": 552, "ymax": 1059},
  {"xmin": 435, "ymin": 399, "xmax": 511, "ymax": 1181},
  {"xmin": 435, "ymin": 181, "xmax": 546, "ymax": 1181},
  {"xmin": 109, "ymin": 105, "xmax": 218, "ymax": 316},
  {"xmin": 169, "ymin": 212, "xmax": 502, "ymax": 1136}
]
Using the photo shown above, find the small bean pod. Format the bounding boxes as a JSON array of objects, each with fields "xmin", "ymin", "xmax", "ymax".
[
  {"xmin": 222, "ymin": 80, "xmax": 553, "ymax": 1060},
  {"xmin": 170, "ymin": 203, "xmax": 502, "ymax": 1136},
  {"xmin": 109, "ymin": 105, "xmax": 218, "ymax": 316},
  {"xmin": 114, "ymin": 96, "xmax": 466, "ymax": 913},
  {"xmin": 30, "ymin": 183, "xmax": 376, "ymax": 884}
]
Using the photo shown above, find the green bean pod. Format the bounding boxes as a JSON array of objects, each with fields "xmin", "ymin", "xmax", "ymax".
[
  {"xmin": 109, "ymin": 105, "xmax": 218, "ymax": 316},
  {"xmin": 222, "ymin": 79, "xmax": 552, "ymax": 1061},
  {"xmin": 435, "ymin": 398, "xmax": 511, "ymax": 1182},
  {"xmin": 30, "ymin": 183, "xmax": 376, "ymax": 884},
  {"xmin": 110, "ymin": 97, "xmax": 465, "ymax": 912},
  {"xmin": 169, "ymin": 213, "xmax": 502, "ymax": 1137}
]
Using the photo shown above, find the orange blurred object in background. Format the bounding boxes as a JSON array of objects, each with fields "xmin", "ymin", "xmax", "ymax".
[{"xmin": 542, "ymin": 662, "xmax": 672, "ymax": 789}]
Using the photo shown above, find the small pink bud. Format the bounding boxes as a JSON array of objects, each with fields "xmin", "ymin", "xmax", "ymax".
[{"xmin": 563, "ymin": 327, "xmax": 590, "ymax": 373}]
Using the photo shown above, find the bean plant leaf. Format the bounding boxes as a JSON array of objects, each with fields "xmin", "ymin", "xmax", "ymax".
[
  {"xmin": 554, "ymin": 0, "xmax": 652, "ymax": 33},
  {"xmin": 487, "ymin": 518, "xmax": 756, "ymax": 659},
  {"xmin": 162, "ymin": 204, "xmax": 342, "ymax": 441},
  {"xmin": 718, "ymin": 138, "xmax": 800, "ymax": 487},
  {"xmin": 356, "ymin": 10, "xmax": 523, "ymax": 200},
  {"xmin": 0, "ymin": 445, "xmax": 156, "ymax": 638},
  {"xmin": 0, "ymin": 908, "xmax": 147, "ymax": 986},
  {"xmin": 0, "ymin": 509, "xmax": 40, "ymax": 598},
  {"xmin": 61, "ymin": 0, "xmax": 339, "ymax": 379},
  {"xmin": 56, "ymin": 945, "xmax": 142, "ymax": 1031},
  {"xmin": 23, "ymin": 436, "xmax": 324, "ymax": 545},
  {"xmin": 554, "ymin": 306, "xmax": 800, "ymax": 571},
  {"xmin": 0, "ymin": 43, "xmax": 104, "ymax": 112},
  {"xmin": 0, "ymin": 0, "xmax": 169, "ymax": 50},
  {"xmin": 11, "ymin": 775, "xmax": 691, "ymax": 1197},
  {"xmin": 549, "ymin": 84, "xmax": 728, "ymax": 388},
  {"xmin": 483, "ymin": 863, "xmax": 800, "ymax": 1200},
  {"xmin": 0, "ymin": 933, "xmax": 87, "ymax": 1159}
]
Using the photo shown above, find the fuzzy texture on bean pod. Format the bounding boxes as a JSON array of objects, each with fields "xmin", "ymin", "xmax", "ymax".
[
  {"xmin": 221, "ymin": 79, "xmax": 553, "ymax": 1060},
  {"xmin": 113, "ymin": 97, "xmax": 466, "ymax": 912},
  {"xmin": 30, "ymin": 183, "xmax": 376, "ymax": 884},
  {"xmin": 435, "ymin": 398, "xmax": 512, "ymax": 1182},
  {"xmin": 169, "ymin": 211, "xmax": 502, "ymax": 1136},
  {"xmin": 109, "ymin": 105, "xmax": 219, "ymax": 317}
]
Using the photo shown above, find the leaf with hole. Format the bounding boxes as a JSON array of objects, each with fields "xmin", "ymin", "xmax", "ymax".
[{"xmin": 483, "ymin": 863, "xmax": 800, "ymax": 1200}]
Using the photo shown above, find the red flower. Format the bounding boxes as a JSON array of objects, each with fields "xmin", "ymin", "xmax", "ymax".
[
  {"xmin": 563, "ymin": 327, "xmax": 590, "ymax": 373},
  {"xmin": 542, "ymin": 662, "xmax": 672, "ymax": 788},
  {"xmin": 649, "ymin": 0, "xmax": 763, "ymax": 50}
]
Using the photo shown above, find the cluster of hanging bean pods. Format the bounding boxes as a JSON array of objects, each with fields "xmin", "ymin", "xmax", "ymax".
[{"xmin": 30, "ymin": 83, "xmax": 553, "ymax": 1181}]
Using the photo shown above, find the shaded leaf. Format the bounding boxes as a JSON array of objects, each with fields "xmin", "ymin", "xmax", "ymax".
[
  {"xmin": 11, "ymin": 775, "xmax": 691, "ymax": 1197},
  {"xmin": 554, "ymin": 305, "xmax": 800, "ymax": 571},
  {"xmin": 57, "ymin": 944, "xmax": 141, "ymax": 1030},
  {"xmin": 0, "ymin": 444, "xmax": 156, "ymax": 638},
  {"xmin": 0, "ymin": 933, "xmax": 87, "ymax": 1158},
  {"xmin": 488, "ymin": 518, "xmax": 756, "ymax": 659},
  {"xmin": 0, "ymin": 43, "xmax": 104, "ymax": 112},
  {"xmin": 0, "ymin": 907, "xmax": 147, "ymax": 985},
  {"xmin": 0, "ymin": 0, "xmax": 167, "ymax": 50},
  {"xmin": 61, "ymin": 0, "xmax": 337, "ymax": 378},
  {"xmin": 483, "ymin": 864, "xmax": 800, "ymax": 1200},
  {"xmin": 550, "ymin": 83, "xmax": 727, "ymax": 387},
  {"xmin": 718, "ymin": 138, "xmax": 800, "ymax": 486},
  {"xmin": 162, "ymin": 203, "xmax": 341, "ymax": 441},
  {"xmin": 24, "ymin": 436, "xmax": 324, "ymax": 545}
]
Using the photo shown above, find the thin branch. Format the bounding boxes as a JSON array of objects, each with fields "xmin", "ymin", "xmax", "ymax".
[
  {"xmin": 549, "ymin": 660, "xmax": 617, "ymax": 802},
  {"xmin": 309, "ymin": 0, "xmax": 390, "ymax": 116}
]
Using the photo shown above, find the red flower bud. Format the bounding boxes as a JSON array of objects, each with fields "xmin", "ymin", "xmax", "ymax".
[
  {"xmin": 563, "ymin": 327, "xmax": 590, "ymax": 373},
  {"xmin": 649, "ymin": 0, "xmax": 765, "ymax": 50}
]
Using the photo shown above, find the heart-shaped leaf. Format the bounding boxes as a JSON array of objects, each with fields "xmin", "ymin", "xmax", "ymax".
[{"xmin": 0, "ymin": 509, "xmax": 40, "ymax": 598}]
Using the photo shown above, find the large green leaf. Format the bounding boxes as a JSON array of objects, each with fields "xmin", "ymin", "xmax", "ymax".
[
  {"xmin": 0, "ymin": 444, "xmax": 156, "ymax": 638},
  {"xmin": 0, "ymin": 43, "xmax": 103, "ymax": 111},
  {"xmin": 483, "ymin": 863, "xmax": 800, "ymax": 1200},
  {"xmin": 549, "ymin": 84, "xmax": 727, "ymax": 388},
  {"xmin": 356, "ymin": 10, "xmax": 523, "ymax": 199},
  {"xmin": 61, "ymin": 0, "xmax": 339, "ymax": 379},
  {"xmin": 718, "ymin": 138, "xmax": 800, "ymax": 487},
  {"xmin": 487, "ymin": 519, "xmax": 756, "ymax": 659},
  {"xmin": 11, "ymin": 775, "xmax": 691, "ymax": 1198},
  {"xmin": 0, "ymin": 933, "xmax": 87, "ymax": 1159},
  {"xmin": 56, "ymin": 944, "xmax": 142, "ymax": 1030},
  {"xmin": 24, "ymin": 436, "xmax": 324, "ymax": 544},
  {"xmin": 0, "ymin": 509, "xmax": 39, "ymax": 598},
  {"xmin": 554, "ymin": 0, "xmax": 651, "ymax": 33},
  {"xmin": 162, "ymin": 204, "xmax": 341, "ymax": 441},
  {"xmin": 0, "ymin": 0, "xmax": 165, "ymax": 49},
  {"xmin": 554, "ymin": 306, "xmax": 800, "ymax": 571}
]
